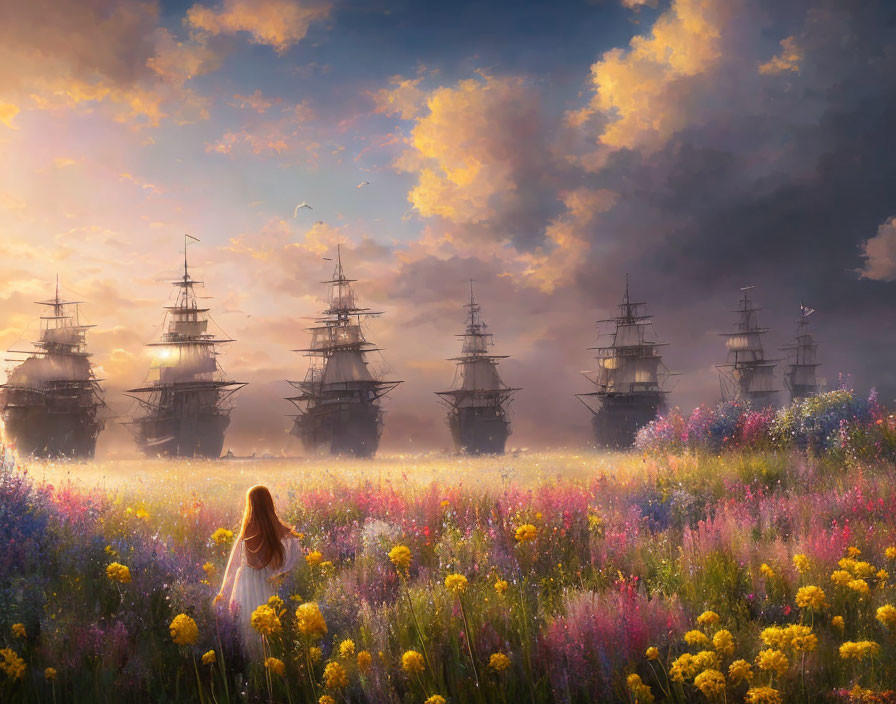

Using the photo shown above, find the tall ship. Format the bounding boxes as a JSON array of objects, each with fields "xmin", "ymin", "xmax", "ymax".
[
  {"xmin": 717, "ymin": 286, "xmax": 779, "ymax": 408},
  {"xmin": 125, "ymin": 238, "xmax": 245, "ymax": 458},
  {"xmin": 286, "ymin": 247, "xmax": 401, "ymax": 457},
  {"xmin": 577, "ymin": 278, "xmax": 672, "ymax": 448},
  {"xmin": 0, "ymin": 281, "xmax": 105, "ymax": 458},
  {"xmin": 436, "ymin": 283, "xmax": 520, "ymax": 454},
  {"xmin": 781, "ymin": 304, "xmax": 821, "ymax": 403}
]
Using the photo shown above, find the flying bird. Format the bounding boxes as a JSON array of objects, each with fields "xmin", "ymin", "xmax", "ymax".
[
  {"xmin": 293, "ymin": 202, "xmax": 312, "ymax": 217},
  {"xmin": 357, "ymin": 181, "xmax": 370, "ymax": 189}
]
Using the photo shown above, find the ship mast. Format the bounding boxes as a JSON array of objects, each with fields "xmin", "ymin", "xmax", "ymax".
[
  {"xmin": 436, "ymin": 280, "xmax": 519, "ymax": 408},
  {"xmin": 0, "ymin": 278, "xmax": 105, "ymax": 457},
  {"xmin": 286, "ymin": 245, "xmax": 401, "ymax": 456},
  {"xmin": 577, "ymin": 275, "xmax": 670, "ymax": 400},
  {"xmin": 781, "ymin": 304, "xmax": 820, "ymax": 402},
  {"xmin": 716, "ymin": 286, "xmax": 779, "ymax": 407},
  {"xmin": 124, "ymin": 237, "xmax": 245, "ymax": 456}
]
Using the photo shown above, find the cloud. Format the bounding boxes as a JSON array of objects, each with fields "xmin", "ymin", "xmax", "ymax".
[
  {"xmin": 570, "ymin": 0, "xmax": 744, "ymax": 152},
  {"xmin": 186, "ymin": 0, "xmax": 330, "ymax": 54},
  {"xmin": 371, "ymin": 76, "xmax": 427, "ymax": 120},
  {"xmin": 759, "ymin": 35, "xmax": 802, "ymax": 75},
  {"xmin": 0, "ymin": 103, "xmax": 20, "ymax": 129},
  {"xmin": 205, "ymin": 101, "xmax": 317, "ymax": 158},
  {"xmin": 858, "ymin": 216, "xmax": 896, "ymax": 282},
  {"xmin": 0, "ymin": 0, "xmax": 214, "ymax": 127}
]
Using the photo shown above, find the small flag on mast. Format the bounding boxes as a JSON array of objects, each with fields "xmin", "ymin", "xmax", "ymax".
[{"xmin": 800, "ymin": 304, "xmax": 815, "ymax": 317}]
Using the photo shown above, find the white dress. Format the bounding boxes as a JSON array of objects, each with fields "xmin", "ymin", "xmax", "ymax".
[{"xmin": 218, "ymin": 535, "xmax": 302, "ymax": 655}]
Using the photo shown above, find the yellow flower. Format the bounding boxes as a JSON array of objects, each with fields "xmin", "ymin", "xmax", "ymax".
[
  {"xmin": 694, "ymin": 650, "xmax": 720, "ymax": 671},
  {"xmin": 211, "ymin": 528, "xmax": 233, "ymax": 545},
  {"xmin": 670, "ymin": 653, "xmax": 698, "ymax": 682},
  {"xmin": 795, "ymin": 585, "xmax": 826, "ymax": 611},
  {"xmin": 401, "ymin": 650, "xmax": 425, "ymax": 674},
  {"xmin": 831, "ymin": 615, "xmax": 845, "ymax": 630},
  {"xmin": 323, "ymin": 661, "xmax": 348, "ymax": 689},
  {"xmin": 357, "ymin": 650, "xmax": 372, "ymax": 673},
  {"xmin": 839, "ymin": 640, "xmax": 880, "ymax": 660},
  {"xmin": 755, "ymin": 649, "xmax": 789, "ymax": 677},
  {"xmin": 306, "ymin": 550, "xmax": 324, "ymax": 567},
  {"xmin": 202, "ymin": 562, "xmax": 216, "ymax": 578},
  {"xmin": 885, "ymin": 546, "xmax": 896, "ymax": 560},
  {"xmin": 388, "ymin": 545, "xmax": 412, "ymax": 571},
  {"xmin": 850, "ymin": 561, "xmax": 876, "ymax": 579},
  {"xmin": 694, "ymin": 669, "xmax": 726, "ymax": 698},
  {"xmin": 295, "ymin": 602, "xmax": 327, "ymax": 639},
  {"xmin": 488, "ymin": 652, "xmax": 511, "ymax": 672},
  {"xmin": 106, "ymin": 562, "xmax": 132, "ymax": 584},
  {"xmin": 44, "ymin": 667, "xmax": 57, "ymax": 680},
  {"xmin": 0, "ymin": 648, "xmax": 25, "ymax": 680},
  {"xmin": 626, "ymin": 673, "xmax": 655, "ymax": 703},
  {"xmin": 265, "ymin": 657, "xmax": 285, "ymax": 676},
  {"xmin": 11, "ymin": 624, "xmax": 25, "ymax": 639},
  {"xmin": 135, "ymin": 508, "xmax": 149, "ymax": 521},
  {"xmin": 877, "ymin": 569, "xmax": 889, "ymax": 584},
  {"xmin": 515, "ymin": 524, "xmax": 537, "ymax": 542},
  {"xmin": 788, "ymin": 626, "xmax": 817, "ymax": 653},
  {"xmin": 759, "ymin": 563, "xmax": 775, "ymax": 579},
  {"xmin": 445, "ymin": 573, "xmax": 468, "ymax": 595},
  {"xmin": 319, "ymin": 697, "xmax": 336, "ymax": 704},
  {"xmin": 169, "ymin": 614, "xmax": 198, "ymax": 646},
  {"xmin": 831, "ymin": 569, "xmax": 852, "ymax": 586},
  {"xmin": 684, "ymin": 630, "xmax": 711, "ymax": 648},
  {"xmin": 713, "ymin": 629, "xmax": 735, "ymax": 657},
  {"xmin": 728, "ymin": 659, "xmax": 753, "ymax": 684},
  {"xmin": 745, "ymin": 686, "xmax": 782, "ymax": 704},
  {"xmin": 309, "ymin": 646, "xmax": 322, "ymax": 663},
  {"xmin": 697, "ymin": 610, "xmax": 720, "ymax": 626},
  {"xmin": 792, "ymin": 553, "xmax": 810, "ymax": 573},
  {"xmin": 494, "ymin": 579, "xmax": 509, "ymax": 595},
  {"xmin": 268, "ymin": 595, "xmax": 284, "ymax": 611},
  {"xmin": 425, "ymin": 697, "xmax": 447, "ymax": 704},
  {"xmin": 847, "ymin": 546, "xmax": 862, "ymax": 558},
  {"xmin": 645, "ymin": 646, "xmax": 659, "ymax": 660},
  {"xmin": 876, "ymin": 604, "xmax": 896, "ymax": 628},
  {"xmin": 250, "ymin": 604, "xmax": 282, "ymax": 637},
  {"xmin": 338, "ymin": 639, "xmax": 356, "ymax": 658},
  {"xmin": 847, "ymin": 579, "xmax": 870, "ymax": 596},
  {"xmin": 201, "ymin": 650, "xmax": 216, "ymax": 665}
]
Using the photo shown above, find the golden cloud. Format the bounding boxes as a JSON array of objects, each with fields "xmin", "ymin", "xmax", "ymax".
[
  {"xmin": 575, "ymin": 0, "xmax": 735, "ymax": 151},
  {"xmin": 759, "ymin": 35, "xmax": 802, "ymax": 75},
  {"xmin": 186, "ymin": 0, "xmax": 330, "ymax": 54},
  {"xmin": 371, "ymin": 76, "xmax": 426, "ymax": 120}
]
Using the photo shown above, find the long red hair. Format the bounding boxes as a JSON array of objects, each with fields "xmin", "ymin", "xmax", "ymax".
[{"xmin": 238, "ymin": 485, "xmax": 294, "ymax": 570}]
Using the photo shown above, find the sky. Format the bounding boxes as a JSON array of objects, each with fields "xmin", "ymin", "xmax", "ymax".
[{"xmin": 2, "ymin": 0, "xmax": 896, "ymax": 457}]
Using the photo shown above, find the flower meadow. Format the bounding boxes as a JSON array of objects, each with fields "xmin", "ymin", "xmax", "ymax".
[{"xmin": 1, "ymin": 433, "xmax": 896, "ymax": 701}]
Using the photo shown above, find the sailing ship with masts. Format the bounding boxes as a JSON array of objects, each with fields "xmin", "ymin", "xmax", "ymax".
[
  {"xmin": 286, "ymin": 246, "xmax": 401, "ymax": 457},
  {"xmin": 577, "ymin": 278, "xmax": 672, "ymax": 448},
  {"xmin": 436, "ymin": 283, "xmax": 520, "ymax": 454},
  {"xmin": 717, "ymin": 286, "xmax": 779, "ymax": 408},
  {"xmin": 125, "ymin": 237, "xmax": 245, "ymax": 458},
  {"xmin": 0, "ymin": 280, "xmax": 105, "ymax": 457},
  {"xmin": 782, "ymin": 304, "xmax": 821, "ymax": 403}
]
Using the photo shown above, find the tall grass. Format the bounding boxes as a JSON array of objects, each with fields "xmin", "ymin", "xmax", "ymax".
[{"xmin": 1, "ymin": 446, "xmax": 895, "ymax": 702}]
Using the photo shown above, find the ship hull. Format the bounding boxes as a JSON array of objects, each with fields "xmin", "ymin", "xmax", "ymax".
[
  {"xmin": 588, "ymin": 392, "xmax": 664, "ymax": 449},
  {"xmin": 292, "ymin": 401, "xmax": 382, "ymax": 458},
  {"xmin": 743, "ymin": 390, "xmax": 778, "ymax": 409},
  {"xmin": 448, "ymin": 406, "xmax": 509, "ymax": 455},
  {"xmin": 2, "ymin": 405, "xmax": 100, "ymax": 458},
  {"xmin": 132, "ymin": 412, "xmax": 230, "ymax": 459}
]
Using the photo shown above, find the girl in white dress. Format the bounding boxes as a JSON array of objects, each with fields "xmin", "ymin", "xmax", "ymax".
[{"xmin": 215, "ymin": 485, "xmax": 302, "ymax": 655}]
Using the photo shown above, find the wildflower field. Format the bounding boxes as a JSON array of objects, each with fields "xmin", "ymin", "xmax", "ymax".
[{"xmin": 2, "ymin": 390, "xmax": 896, "ymax": 703}]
